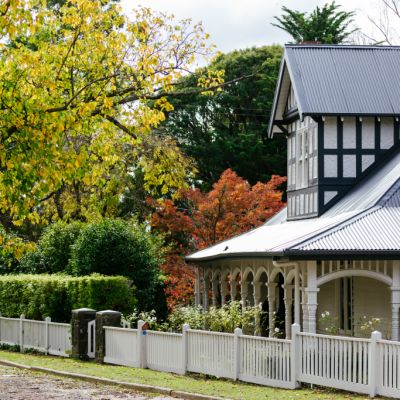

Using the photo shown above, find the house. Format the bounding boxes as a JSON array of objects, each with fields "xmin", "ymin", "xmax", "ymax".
[{"xmin": 186, "ymin": 44, "xmax": 400, "ymax": 341}]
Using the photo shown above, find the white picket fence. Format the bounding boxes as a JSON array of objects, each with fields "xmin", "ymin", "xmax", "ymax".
[
  {"xmin": 378, "ymin": 339, "xmax": 400, "ymax": 398},
  {"xmin": 0, "ymin": 315, "xmax": 71, "ymax": 357},
  {"xmin": 104, "ymin": 322, "xmax": 400, "ymax": 398},
  {"xmin": 105, "ymin": 321, "xmax": 296, "ymax": 389},
  {"xmin": 0, "ymin": 314, "xmax": 399, "ymax": 398}
]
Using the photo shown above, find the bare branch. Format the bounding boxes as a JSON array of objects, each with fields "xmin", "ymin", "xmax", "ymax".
[{"xmin": 105, "ymin": 115, "xmax": 137, "ymax": 139}]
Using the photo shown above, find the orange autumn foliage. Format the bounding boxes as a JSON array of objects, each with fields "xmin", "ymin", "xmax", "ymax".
[{"xmin": 150, "ymin": 169, "xmax": 286, "ymax": 309}]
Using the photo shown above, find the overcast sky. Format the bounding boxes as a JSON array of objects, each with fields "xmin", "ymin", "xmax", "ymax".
[{"xmin": 121, "ymin": 0, "xmax": 385, "ymax": 54}]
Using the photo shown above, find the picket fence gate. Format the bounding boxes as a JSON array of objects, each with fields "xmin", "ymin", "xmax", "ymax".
[{"xmin": 0, "ymin": 314, "xmax": 71, "ymax": 357}]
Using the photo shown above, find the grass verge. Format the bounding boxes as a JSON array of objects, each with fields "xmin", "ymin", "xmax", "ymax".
[{"xmin": 0, "ymin": 350, "xmax": 375, "ymax": 400}]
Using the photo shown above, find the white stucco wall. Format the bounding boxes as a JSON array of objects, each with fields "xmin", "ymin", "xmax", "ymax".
[
  {"xmin": 361, "ymin": 118, "xmax": 375, "ymax": 149},
  {"xmin": 324, "ymin": 117, "xmax": 337, "ymax": 149},
  {"xmin": 316, "ymin": 277, "xmax": 391, "ymax": 339},
  {"xmin": 353, "ymin": 277, "xmax": 391, "ymax": 339},
  {"xmin": 343, "ymin": 118, "xmax": 356, "ymax": 149},
  {"xmin": 381, "ymin": 117, "xmax": 394, "ymax": 149}
]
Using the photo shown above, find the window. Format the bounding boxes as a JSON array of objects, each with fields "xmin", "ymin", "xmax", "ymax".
[{"xmin": 293, "ymin": 118, "xmax": 317, "ymax": 190}]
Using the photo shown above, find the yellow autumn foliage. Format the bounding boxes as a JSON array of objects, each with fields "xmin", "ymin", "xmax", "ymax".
[{"xmin": 0, "ymin": 0, "xmax": 220, "ymax": 232}]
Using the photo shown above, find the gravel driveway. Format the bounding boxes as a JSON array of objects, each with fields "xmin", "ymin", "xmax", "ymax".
[{"xmin": 0, "ymin": 365, "xmax": 178, "ymax": 399}]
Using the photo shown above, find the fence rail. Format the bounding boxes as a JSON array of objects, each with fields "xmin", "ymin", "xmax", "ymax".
[{"xmin": 0, "ymin": 315, "xmax": 71, "ymax": 357}]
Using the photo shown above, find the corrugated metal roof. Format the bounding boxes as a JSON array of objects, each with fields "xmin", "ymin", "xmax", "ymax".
[
  {"xmin": 286, "ymin": 45, "xmax": 400, "ymax": 116},
  {"xmin": 268, "ymin": 45, "xmax": 400, "ymax": 136},
  {"xmin": 186, "ymin": 151, "xmax": 400, "ymax": 262},
  {"xmin": 294, "ymin": 181, "xmax": 400, "ymax": 252}
]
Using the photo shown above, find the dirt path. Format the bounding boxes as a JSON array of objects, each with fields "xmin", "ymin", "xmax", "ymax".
[{"xmin": 0, "ymin": 365, "xmax": 178, "ymax": 399}]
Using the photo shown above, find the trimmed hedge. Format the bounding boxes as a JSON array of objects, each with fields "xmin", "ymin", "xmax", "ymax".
[{"xmin": 0, "ymin": 274, "xmax": 136, "ymax": 322}]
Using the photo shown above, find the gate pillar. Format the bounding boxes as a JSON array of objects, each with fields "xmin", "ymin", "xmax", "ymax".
[
  {"xmin": 71, "ymin": 308, "xmax": 97, "ymax": 360},
  {"xmin": 95, "ymin": 310, "xmax": 122, "ymax": 363}
]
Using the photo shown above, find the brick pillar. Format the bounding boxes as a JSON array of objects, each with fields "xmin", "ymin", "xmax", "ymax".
[
  {"xmin": 71, "ymin": 308, "xmax": 96, "ymax": 360},
  {"xmin": 95, "ymin": 310, "xmax": 121, "ymax": 363}
]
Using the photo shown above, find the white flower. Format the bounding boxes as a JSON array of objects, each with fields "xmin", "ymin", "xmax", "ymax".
[
  {"xmin": 325, "ymin": 311, "xmax": 330, "ymax": 316},
  {"xmin": 274, "ymin": 327, "xmax": 280, "ymax": 333}
]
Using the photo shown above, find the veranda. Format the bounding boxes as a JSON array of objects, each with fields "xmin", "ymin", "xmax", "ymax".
[{"xmin": 195, "ymin": 259, "xmax": 400, "ymax": 341}]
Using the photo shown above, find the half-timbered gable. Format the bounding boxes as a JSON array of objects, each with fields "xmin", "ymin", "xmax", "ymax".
[{"xmin": 269, "ymin": 45, "xmax": 400, "ymax": 220}]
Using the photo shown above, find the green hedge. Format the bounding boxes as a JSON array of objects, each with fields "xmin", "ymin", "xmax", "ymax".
[{"xmin": 0, "ymin": 274, "xmax": 136, "ymax": 322}]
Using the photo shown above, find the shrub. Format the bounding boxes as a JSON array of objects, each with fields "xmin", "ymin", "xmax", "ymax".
[
  {"xmin": 123, "ymin": 302, "xmax": 264, "ymax": 335},
  {"xmin": 204, "ymin": 301, "xmax": 262, "ymax": 335},
  {"xmin": 19, "ymin": 221, "xmax": 83, "ymax": 274},
  {"xmin": 0, "ymin": 274, "xmax": 136, "ymax": 322},
  {"xmin": 69, "ymin": 219, "xmax": 167, "ymax": 316},
  {"xmin": 162, "ymin": 305, "xmax": 205, "ymax": 331}
]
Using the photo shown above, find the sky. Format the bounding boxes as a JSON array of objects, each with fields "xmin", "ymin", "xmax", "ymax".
[{"xmin": 120, "ymin": 0, "xmax": 386, "ymax": 54}]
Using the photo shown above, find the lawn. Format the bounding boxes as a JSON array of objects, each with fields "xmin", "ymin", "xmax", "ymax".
[{"xmin": 0, "ymin": 350, "xmax": 376, "ymax": 400}]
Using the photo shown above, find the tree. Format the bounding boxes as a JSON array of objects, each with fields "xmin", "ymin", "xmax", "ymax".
[
  {"xmin": 0, "ymin": 225, "xmax": 35, "ymax": 272},
  {"xmin": 149, "ymin": 169, "xmax": 286, "ymax": 309},
  {"xmin": 272, "ymin": 2, "xmax": 356, "ymax": 44},
  {"xmin": 361, "ymin": 0, "xmax": 400, "ymax": 45},
  {"xmin": 0, "ymin": 0, "xmax": 222, "ymax": 235},
  {"xmin": 19, "ymin": 221, "xmax": 83, "ymax": 274},
  {"xmin": 69, "ymin": 219, "xmax": 167, "ymax": 316},
  {"xmin": 159, "ymin": 46, "xmax": 286, "ymax": 190}
]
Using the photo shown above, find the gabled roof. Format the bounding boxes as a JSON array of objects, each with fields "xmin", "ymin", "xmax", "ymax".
[
  {"xmin": 186, "ymin": 151, "xmax": 400, "ymax": 262},
  {"xmin": 268, "ymin": 45, "xmax": 400, "ymax": 137}
]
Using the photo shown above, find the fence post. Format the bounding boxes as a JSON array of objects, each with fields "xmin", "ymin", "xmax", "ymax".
[
  {"xmin": 369, "ymin": 330, "xmax": 382, "ymax": 398},
  {"xmin": 19, "ymin": 314, "xmax": 25, "ymax": 352},
  {"xmin": 137, "ymin": 320, "xmax": 147, "ymax": 369},
  {"xmin": 182, "ymin": 323, "xmax": 190, "ymax": 375},
  {"xmin": 45, "ymin": 317, "xmax": 51, "ymax": 355},
  {"xmin": 291, "ymin": 323, "xmax": 301, "ymax": 389},
  {"xmin": 233, "ymin": 327, "xmax": 243, "ymax": 381},
  {"xmin": 0, "ymin": 312, "xmax": 2, "ymax": 343}
]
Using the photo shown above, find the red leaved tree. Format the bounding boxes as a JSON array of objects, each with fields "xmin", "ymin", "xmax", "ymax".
[{"xmin": 149, "ymin": 169, "xmax": 286, "ymax": 309}]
